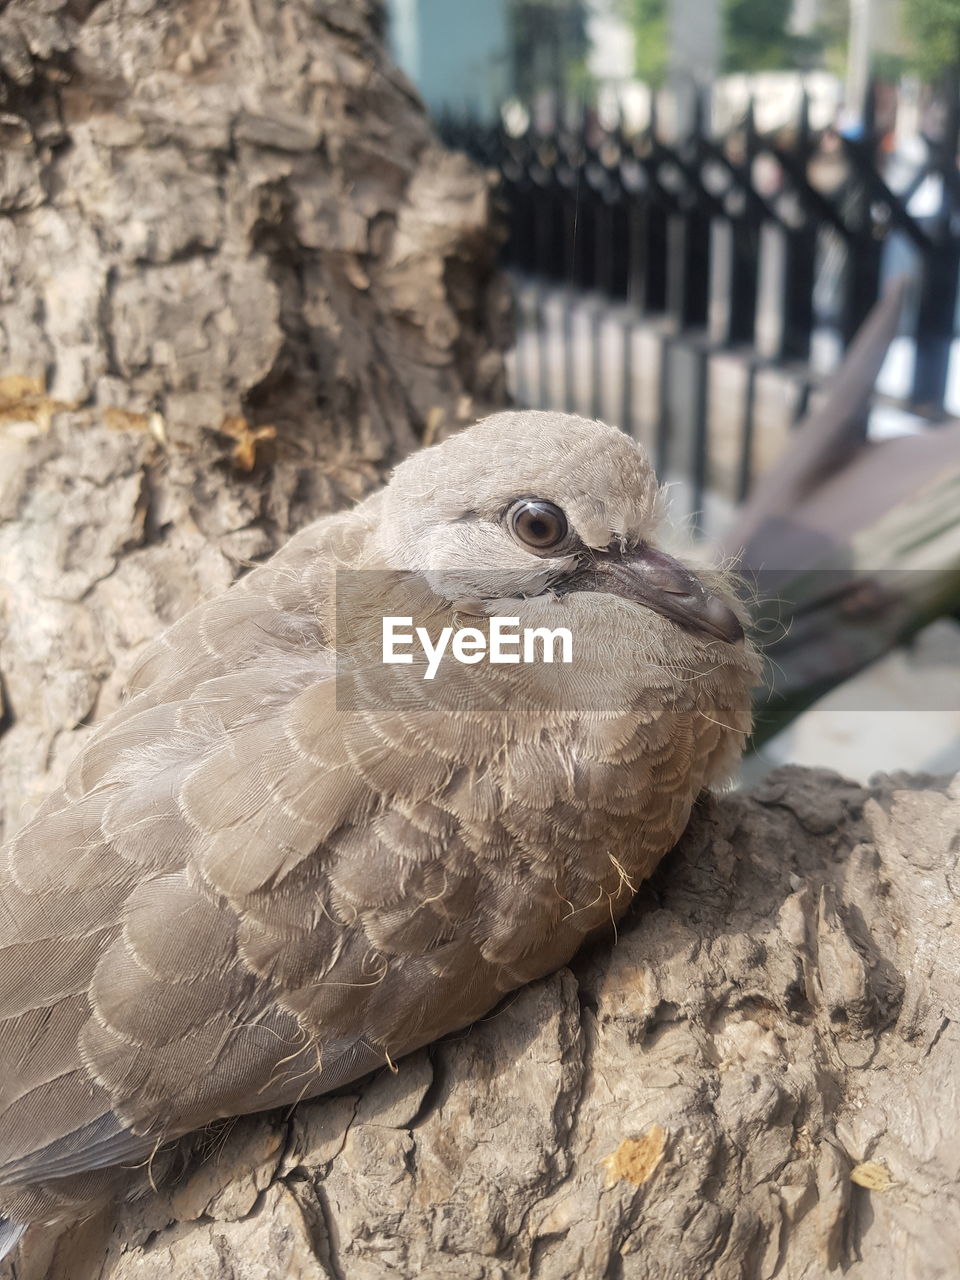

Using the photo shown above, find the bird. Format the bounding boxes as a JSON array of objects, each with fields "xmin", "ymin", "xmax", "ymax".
[{"xmin": 0, "ymin": 410, "xmax": 758, "ymax": 1253}]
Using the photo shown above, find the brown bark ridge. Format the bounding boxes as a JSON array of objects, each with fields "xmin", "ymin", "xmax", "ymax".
[
  {"xmin": 2, "ymin": 765, "xmax": 957, "ymax": 1279},
  {"xmin": 2, "ymin": 6, "xmax": 959, "ymax": 1280},
  {"xmin": 0, "ymin": 0, "xmax": 509, "ymax": 837}
]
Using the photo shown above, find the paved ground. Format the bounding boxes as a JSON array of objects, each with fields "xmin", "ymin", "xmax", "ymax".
[{"xmin": 744, "ymin": 619, "xmax": 960, "ymax": 785}]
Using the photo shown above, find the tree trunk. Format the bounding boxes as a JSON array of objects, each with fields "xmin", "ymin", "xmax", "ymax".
[
  {"xmin": 0, "ymin": 0, "xmax": 509, "ymax": 837},
  {"xmin": 2, "ymin": 6, "xmax": 959, "ymax": 1280},
  {"xmin": 5, "ymin": 766, "xmax": 959, "ymax": 1279}
]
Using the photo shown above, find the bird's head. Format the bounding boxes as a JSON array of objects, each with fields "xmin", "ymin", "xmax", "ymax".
[{"xmin": 370, "ymin": 410, "xmax": 745, "ymax": 648}]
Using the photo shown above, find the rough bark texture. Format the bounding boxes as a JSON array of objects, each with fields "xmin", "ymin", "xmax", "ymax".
[
  {"xmin": 2, "ymin": 6, "xmax": 959, "ymax": 1280},
  {"xmin": 0, "ymin": 0, "xmax": 509, "ymax": 836},
  {"xmin": 3, "ymin": 765, "xmax": 958, "ymax": 1279}
]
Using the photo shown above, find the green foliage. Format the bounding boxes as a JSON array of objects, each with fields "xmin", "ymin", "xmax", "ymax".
[
  {"xmin": 812, "ymin": 0, "xmax": 849, "ymax": 79},
  {"xmin": 620, "ymin": 0, "xmax": 960, "ymax": 88},
  {"xmin": 722, "ymin": 0, "xmax": 799, "ymax": 72},
  {"xmin": 902, "ymin": 0, "xmax": 960, "ymax": 79},
  {"xmin": 624, "ymin": 0, "xmax": 831, "ymax": 82},
  {"xmin": 629, "ymin": 0, "xmax": 669, "ymax": 86},
  {"xmin": 873, "ymin": 51, "xmax": 909, "ymax": 84},
  {"xmin": 507, "ymin": 0, "xmax": 592, "ymax": 97}
]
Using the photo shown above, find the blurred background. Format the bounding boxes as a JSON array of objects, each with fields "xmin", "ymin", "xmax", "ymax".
[{"xmin": 386, "ymin": 0, "xmax": 960, "ymax": 783}]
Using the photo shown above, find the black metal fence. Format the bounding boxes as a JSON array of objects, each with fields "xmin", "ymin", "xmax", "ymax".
[{"xmin": 440, "ymin": 82, "xmax": 960, "ymax": 525}]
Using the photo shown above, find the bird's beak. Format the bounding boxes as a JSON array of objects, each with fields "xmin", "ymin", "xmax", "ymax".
[{"xmin": 564, "ymin": 544, "xmax": 744, "ymax": 644}]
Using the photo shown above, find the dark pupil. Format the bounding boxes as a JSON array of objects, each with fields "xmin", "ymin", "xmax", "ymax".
[{"xmin": 513, "ymin": 500, "xmax": 566, "ymax": 547}]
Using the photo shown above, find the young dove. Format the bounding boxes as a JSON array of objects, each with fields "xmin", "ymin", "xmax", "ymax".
[{"xmin": 0, "ymin": 411, "xmax": 758, "ymax": 1251}]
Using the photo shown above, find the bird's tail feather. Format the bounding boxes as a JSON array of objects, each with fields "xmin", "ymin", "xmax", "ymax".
[{"xmin": 0, "ymin": 1216, "xmax": 25, "ymax": 1262}]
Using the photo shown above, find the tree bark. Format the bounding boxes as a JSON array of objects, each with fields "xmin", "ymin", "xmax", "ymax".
[
  {"xmin": 2, "ymin": 6, "xmax": 959, "ymax": 1280},
  {"xmin": 0, "ymin": 0, "xmax": 509, "ymax": 838},
  {"xmin": 5, "ymin": 765, "xmax": 959, "ymax": 1279}
]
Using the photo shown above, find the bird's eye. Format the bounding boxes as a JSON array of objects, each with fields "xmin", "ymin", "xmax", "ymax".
[{"xmin": 507, "ymin": 499, "xmax": 569, "ymax": 551}]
